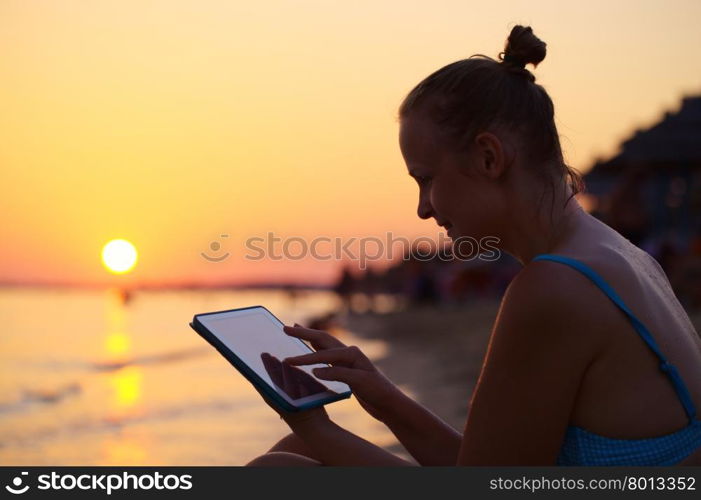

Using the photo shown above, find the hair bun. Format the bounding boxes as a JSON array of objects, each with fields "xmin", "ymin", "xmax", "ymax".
[{"xmin": 499, "ymin": 25, "xmax": 546, "ymax": 71}]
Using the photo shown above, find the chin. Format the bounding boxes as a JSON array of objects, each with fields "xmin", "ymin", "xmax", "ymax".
[{"xmin": 448, "ymin": 226, "xmax": 472, "ymax": 239}]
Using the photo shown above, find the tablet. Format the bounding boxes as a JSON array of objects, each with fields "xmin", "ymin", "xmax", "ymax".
[{"xmin": 190, "ymin": 305, "xmax": 352, "ymax": 412}]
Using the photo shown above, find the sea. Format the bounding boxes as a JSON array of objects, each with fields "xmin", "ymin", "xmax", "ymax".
[{"xmin": 0, "ymin": 287, "xmax": 398, "ymax": 465}]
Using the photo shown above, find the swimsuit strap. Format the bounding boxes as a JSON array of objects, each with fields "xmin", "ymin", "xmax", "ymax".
[{"xmin": 533, "ymin": 253, "xmax": 697, "ymax": 422}]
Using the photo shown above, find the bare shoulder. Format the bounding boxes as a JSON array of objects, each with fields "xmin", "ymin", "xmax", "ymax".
[
  {"xmin": 486, "ymin": 258, "xmax": 610, "ymax": 389},
  {"xmin": 506, "ymin": 256, "xmax": 594, "ymax": 304},
  {"xmin": 458, "ymin": 257, "xmax": 606, "ymax": 464},
  {"xmin": 498, "ymin": 257, "xmax": 612, "ymax": 359}
]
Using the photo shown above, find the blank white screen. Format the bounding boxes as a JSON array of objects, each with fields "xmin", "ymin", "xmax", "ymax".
[{"xmin": 199, "ymin": 308, "xmax": 350, "ymax": 402}]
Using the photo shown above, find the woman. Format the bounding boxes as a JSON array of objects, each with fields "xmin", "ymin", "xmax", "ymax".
[{"xmin": 246, "ymin": 25, "xmax": 701, "ymax": 466}]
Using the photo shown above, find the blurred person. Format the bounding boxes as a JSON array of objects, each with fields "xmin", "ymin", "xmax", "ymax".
[{"xmin": 608, "ymin": 167, "xmax": 650, "ymax": 247}]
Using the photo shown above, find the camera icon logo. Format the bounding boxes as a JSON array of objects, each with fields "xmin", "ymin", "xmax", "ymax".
[
  {"xmin": 5, "ymin": 472, "xmax": 29, "ymax": 494},
  {"xmin": 201, "ymin": 234, "xmax": 230, "ymax": 262}
]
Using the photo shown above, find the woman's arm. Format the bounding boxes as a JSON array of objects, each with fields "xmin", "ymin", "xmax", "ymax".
[
  {"xmin": 379, "ymin": 258, "xmax": 608, "ymax": 466},
  {"xmin": 373, "ymin": 388, "xmax": 463, "ymax": 466},
  {"xmin": 457, "ymin": 262, "xmax": 605, "ymax": 465},
  {"xmin": 286, "ymin": 412, "xmax": 416, "ymax": 466}
]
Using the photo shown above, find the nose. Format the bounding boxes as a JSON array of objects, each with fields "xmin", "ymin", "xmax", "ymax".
[{"xmin": 417, "ymin": 190, "xmax": 434, "ymax": 220}]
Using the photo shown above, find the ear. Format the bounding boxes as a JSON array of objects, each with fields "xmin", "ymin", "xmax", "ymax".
[{"xmin": 473, "ymin": 131, "xmax": 510, "ymax": 180}]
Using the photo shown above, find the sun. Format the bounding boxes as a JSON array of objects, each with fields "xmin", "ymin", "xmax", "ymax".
[{"xmin": 102, "ymin": 239, "xmax": 138, "ymax": 274}]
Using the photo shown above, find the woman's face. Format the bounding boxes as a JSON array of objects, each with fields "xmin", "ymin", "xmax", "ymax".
[{"xmin": 399, "ymin": 114, "xmax": 508, "ymax": 242}]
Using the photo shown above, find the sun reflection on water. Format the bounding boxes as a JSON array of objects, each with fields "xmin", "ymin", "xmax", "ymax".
[
  {"xmin": 110, "ymin": 366, "xmax": 142, "ymax": 408},
  {"xmin": 104, "ymin": 289, "xmax": 143, "ymax": 411},
  {"xmin": 105, "ymin": 332, "xmax": 130, "ymax": 358},
  {"xmin": 101, "ymin": 288, "xmax": 146, "ymax": 461}
]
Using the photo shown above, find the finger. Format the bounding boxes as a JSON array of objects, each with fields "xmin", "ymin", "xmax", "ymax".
[
  {"xmin": 283, "ymin": 347, "xmax": 359, "ymax": 367},
  {"xmin": 311, "ymin": 365, "xmax": 362, "ymax": 385},
  {"xmin": 261, "ymin": 352, "xmax": 284, "ymax": 388},
  {"xmin": 288, "ymin": 364, "xmax": 328, "ymax": 396},
  {"xmin": 280, "ymin": 360, "xmax": 302, "ymax": 399},
  {"xmin": 282, "ymin": 325, "xmax": 345, "ymax": 349}
]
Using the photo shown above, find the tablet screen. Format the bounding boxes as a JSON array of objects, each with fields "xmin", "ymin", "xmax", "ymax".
[{"xmin": 196, "ymin": 307, "xmax": 350, "ymax": 405}]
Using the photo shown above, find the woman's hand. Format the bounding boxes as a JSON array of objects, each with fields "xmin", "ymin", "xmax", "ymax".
[
  {"xmin": 250, "ymin": 373, "xmax": 332, "ymax": 429},
  {"xmin": 281, "ymin": 323, "xmax": 402, "ymax": 423}
]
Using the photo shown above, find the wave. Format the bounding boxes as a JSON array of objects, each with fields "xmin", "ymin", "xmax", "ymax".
[
  {"xmin": 0, "ymin": 397, "xmax": 255, "ymax": 447},
  {"xmin": 0, "ymin": 347, "xmax": 211, "ymax": 415},
  {"xmin": 0, "ymin": 382, "xmax": 81, "ymax": 415},
  {"xmin": 89, "ymin": 347, "xmax": 211, "ymax": 372}
]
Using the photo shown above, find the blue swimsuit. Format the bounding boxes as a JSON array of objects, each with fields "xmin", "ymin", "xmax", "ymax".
[{"xmin": 532, "ymin": 254, "xmax": 701, "ymax": 466}]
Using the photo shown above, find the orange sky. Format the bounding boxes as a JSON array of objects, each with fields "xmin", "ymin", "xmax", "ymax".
[{"xmin": 1, "ymin": 0, "xmax": 700, "ymax": 287}]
